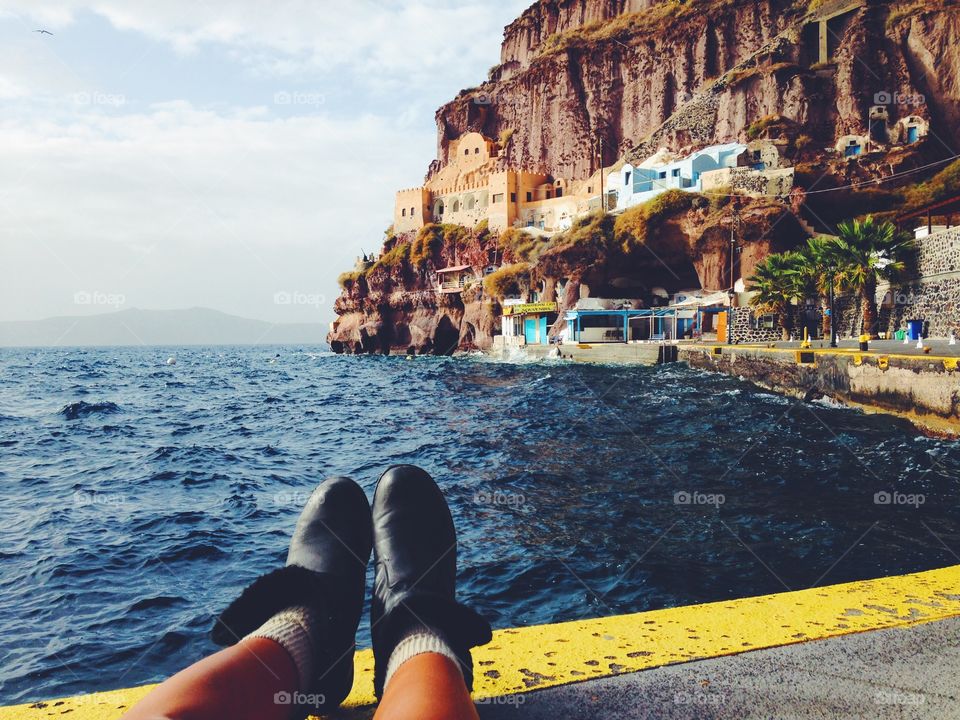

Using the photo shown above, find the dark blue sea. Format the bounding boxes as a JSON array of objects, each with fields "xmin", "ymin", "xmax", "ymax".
[{"xmin": 2, "ymin": 346, "xmax": 959, "ymax": 704}]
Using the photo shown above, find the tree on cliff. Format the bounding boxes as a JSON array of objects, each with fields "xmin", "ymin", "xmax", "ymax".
[
  {"xmin": 748, "ymin": 252, "xmax": 804, "ymax": 341},
  {"xmin": 832, "ymin": 217, "xmax": 913, "ymax": 339}
]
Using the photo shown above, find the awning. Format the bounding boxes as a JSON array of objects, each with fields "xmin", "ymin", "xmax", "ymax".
[
  {"xmin": 436, "ymin": 265, "xmax": 472, "ymax": 274},
  {"xmin": 670, "ymin": 291, "xmax": 729, "ymax": 308}
]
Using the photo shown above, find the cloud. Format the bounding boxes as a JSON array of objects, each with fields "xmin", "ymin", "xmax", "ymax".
[
  {"xmin": 0, "ymin": 100, "xmax": 435, "ymax": 323},
  {"xmin": 0, "ymin": 0, "xmax": 529, "ymax": 87},
  {"xmin": 0, "ymin": 1, "xmax": 533, "ymax": 324}
]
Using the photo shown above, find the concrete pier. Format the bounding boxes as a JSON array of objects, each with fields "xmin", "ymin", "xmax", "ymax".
[{"xmin": 4, "ymin": 564, "xmax": 960, "ymax": 720}]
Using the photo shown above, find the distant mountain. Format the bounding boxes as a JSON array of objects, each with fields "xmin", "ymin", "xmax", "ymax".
[{"xmin": 0, "ymin": 308, "xmax": 329, "ymax": 347}]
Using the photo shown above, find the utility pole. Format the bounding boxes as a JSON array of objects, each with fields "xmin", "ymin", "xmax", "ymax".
[
  {"xmin": 829, "ymin": 266, "xmax": 837, "ymax": 347},
  {"xmin": 727, "ymin": 198, "xmax": 739, "ymax": 345},
  {"xmin": 598, "ymin": 136, "xmax": 605, "ymax": 213}
]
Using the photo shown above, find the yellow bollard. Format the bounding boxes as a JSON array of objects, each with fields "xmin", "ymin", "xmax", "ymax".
[{"xmin": 800, "ymin": 326, "xmax": 812, "ymax": 349}]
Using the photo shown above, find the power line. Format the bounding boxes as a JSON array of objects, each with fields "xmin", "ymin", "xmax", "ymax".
[{"xmin": 695, "ymin": 152, "xmax": 960, "ymax": 199}]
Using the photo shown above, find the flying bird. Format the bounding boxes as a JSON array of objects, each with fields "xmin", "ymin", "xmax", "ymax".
[{"xmin": 35, "ymin": 29, "xmax": 53, "ymax": 35}]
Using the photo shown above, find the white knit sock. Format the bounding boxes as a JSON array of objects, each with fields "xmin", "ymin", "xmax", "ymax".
[
  {"xmin": 384, "ymin": 627, "xmax": 463, "ymax": 690},
  {"xmin": 244, "ymin": 605, "xmax": 318, "ymax": 692}
]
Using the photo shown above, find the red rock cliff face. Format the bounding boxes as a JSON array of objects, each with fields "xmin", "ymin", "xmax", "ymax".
[
  {"xmin": 498, "ymin": 0, "xmax": 660, "ymax": 73},
  {"xmin": 331, "ymin": 0, "xmax": 960, "ymax": 354},
  {"xmin": 436, "ymin": 0, "xmax": 960, "ymax": 180}
]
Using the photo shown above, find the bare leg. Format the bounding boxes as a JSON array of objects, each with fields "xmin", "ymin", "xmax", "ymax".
[
  {"xmin": 373, "ymin": 653, "xmax": 479, "ymax": 720},
  {"xmin": 121, "ymin": 637, "xmax": 298, "ymax": 720}
]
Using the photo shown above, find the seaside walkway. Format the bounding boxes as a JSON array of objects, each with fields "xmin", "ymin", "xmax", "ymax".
[{"xmin": 3, "ymin": 564, "xmax": 959, "ymax": 720}]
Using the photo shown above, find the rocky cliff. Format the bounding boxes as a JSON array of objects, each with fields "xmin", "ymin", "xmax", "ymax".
[
  {"xmin": 330, "ymin": 0, "xmax": 960, "ymax": 355},
  {"xmin": 437, "ymin": 0, "xmax": 960, "ymax": 178}
]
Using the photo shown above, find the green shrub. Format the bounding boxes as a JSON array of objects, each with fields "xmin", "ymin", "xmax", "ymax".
[
  {"xmin": 443, "ymin": 224, "xmax": 470, "ymax": 248},
  {"xmin": 498, "ymin": 128, "xmax": 515, "ymax": 148},
  {"xmin": 475, "ymin": 219, "xmax": 489, "ymax": 236},
  {"xmin": 410, "ymin": 224, "xmax": 444, "ymax": 266},
  {"xmin": 337, "ymin": 270, "xmax": 364, "ymax": 288},
  {"xmin": 794, "ymin": 134, "xmax": 815, "ymax": 152},
  {"xmin": 552, "ymin": 210, "xmax": 617, "ymax": 250},
  {"xmin": 746, "ymin": 114, "xmax": 790, "ymax": 140},
  {"xmin": 906, "ymin": 158, "xmax": 960, "ymax": 207},
  {"xmin": 483, "ymin": 263, "xmax": 530, "ymax": 298},
  {"xmin": 371, "ymin": 241, "xmax": 410, "ymax": 273},
  {"xmin": 614, "ymin": 189, "xmax": 695, "ymax": 253},
  {"xmin": 499, "ymin": 227, "xmax": 551, "ymax": 262}
]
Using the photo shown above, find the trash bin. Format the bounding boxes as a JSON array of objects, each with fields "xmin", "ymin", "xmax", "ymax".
[
  {"xmin": 907, "ymin": 319, "xmax": 924, "ymax": 341},
  {"xmin": 894, "ymin": 330, "xmax": 906, "ymax": 341},
  {"xmin": 859, "ymin": 334, "xmax": 869, "ymax": 352}
]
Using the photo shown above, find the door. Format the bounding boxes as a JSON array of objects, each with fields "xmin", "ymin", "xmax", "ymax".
[
  {"xmin": 524, "ymin": 318, "xmax": 537, "ymax": 345},
  {"xmin": 908, "ymin": 126, "xmax": 919, "ymax": 143},
  {"xmin": 539, "ymin": 317, "xmax": 548, "ymax": 344},
  {"xmin": 715, "ymin": 311, "xmax": 727, "ymax": 341}
]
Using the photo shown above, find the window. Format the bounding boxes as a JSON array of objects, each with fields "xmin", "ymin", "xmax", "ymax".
[
  {"xmin": 556, "ymin": 188, "xmax": 562, "ymax": 197},
  {"xmin": 624, "ymin": 171, "xmax": 631, "ymax": 186},
  {"xmin": 587, "ymin": 185, "xmax": 592, "ymax": 193},
  {"xmin": 752, "ymin": 314, "xmax": 776, "ymax": 330},
  {"xmin": 672, "ymin": 168, "xmax": 680, "ymax": 177},
  {"xmin": 492, "ymin": 193, "xmax": 504, "ymax": 203},
  {"xmin": 411, "ymin": 207, "xmax": 415, "ymax": 216},
  {"xmin": 401, "ymin": 208, "xmax": 407, "ymax": 216},
  {"xmin": 474, "ymin": 148, "xmax": 480, "ymax": 154},
  {"xmin": 510, "ymin": 192, "xmax": 517, "ymax": 202},
  {"xmin": 464, "ymin": 149, "xmax": 469, "ymax": 156},
  {"xmin": 659, "ymin": 171, "xmax": 667, "ymax": 179},
  {"xmin": 526, "ymin": 191, "xmax": 532, "ymax": 202}
]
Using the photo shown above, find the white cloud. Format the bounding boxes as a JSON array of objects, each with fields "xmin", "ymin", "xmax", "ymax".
[
  {"xmin": 0, "ymin": 0, "xmax": 533, "ymax": 324},
  {"xmin": 0, "ymin": 0, "xmax": 529, "ymax": 87},
  {"xmin": 0, "ymin": 101, "xmax": 434, "ymax": 323}
]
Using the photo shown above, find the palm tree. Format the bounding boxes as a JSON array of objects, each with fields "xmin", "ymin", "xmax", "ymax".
[
  {"xmin": 797, "ymin": 236, "xmax": 844, "ymax": 338},
  {"xmin": 748, "ymin": 251, "xmax": 804, "ymax": 340},
  {"xmin": 832, "ymin": 216, "xmax": 913, "ymax": 338}
]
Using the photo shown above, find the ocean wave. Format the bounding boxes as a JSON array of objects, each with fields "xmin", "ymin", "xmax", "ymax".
[{"xmin": 58, "ymin": 401, "xmax": 121, "ymax": 420}]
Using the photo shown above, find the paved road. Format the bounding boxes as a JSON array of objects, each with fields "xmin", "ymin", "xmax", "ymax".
[{"xmin": 477, "ymin": 616, "xmax": 960, "ymax": 720}]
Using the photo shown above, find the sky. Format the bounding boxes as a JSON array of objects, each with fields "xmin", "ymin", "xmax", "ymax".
[{"xmin": 0, "ymin": 0, "xmax": 531, "ymax": 325}]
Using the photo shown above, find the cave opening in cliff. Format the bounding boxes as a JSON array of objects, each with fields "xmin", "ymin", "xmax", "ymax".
[{"xmin": 432, "ymin": 316, "xmax": 460, "ymax": 356}]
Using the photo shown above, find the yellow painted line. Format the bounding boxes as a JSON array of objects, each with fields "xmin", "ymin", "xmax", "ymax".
[
  {"xmin": 4, "ymin": 565, "xmax": 960, "ymax": 719},
  {"xmin": 699, "ymin": 345, "xmax": 960, "ymax": 363}
]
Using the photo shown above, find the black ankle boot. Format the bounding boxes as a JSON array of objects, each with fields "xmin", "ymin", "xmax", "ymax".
[
  {"xmin": 212, "ymin": 476, "xmax": 372, "ymax": 715},
  {"xmin": 370, "ymin": 465, "xmax": 491, "ymax": 698}
]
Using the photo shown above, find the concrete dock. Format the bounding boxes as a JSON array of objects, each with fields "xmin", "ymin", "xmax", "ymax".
[
  {"xmin": 479, "ymin": 617, "xmax": 960, "ymax": 719},
  {"xmin": 4, "ymin": 564, "xmax": 959, "ymax": 720}
]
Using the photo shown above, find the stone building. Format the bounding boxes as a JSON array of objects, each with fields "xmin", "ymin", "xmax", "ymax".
[{"xmin": 393, "ymin": 131, "xmax": 598, "ymax": 234}]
